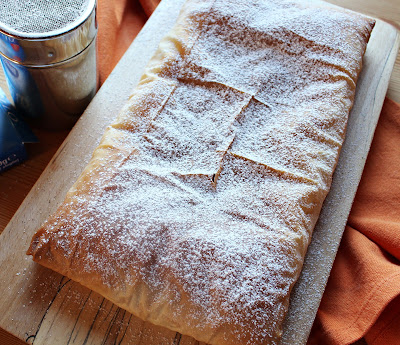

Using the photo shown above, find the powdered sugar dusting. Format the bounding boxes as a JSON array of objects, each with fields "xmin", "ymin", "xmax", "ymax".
[{"xmin": 30, "ymin": 0, "xmax": 374, "ymax": 344}]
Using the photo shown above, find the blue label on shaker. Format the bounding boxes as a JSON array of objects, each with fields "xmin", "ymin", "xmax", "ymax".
[
  {"xmin": 0, "ymin": 89, "xmax": 38, "ymax": 144},
  {"xmin": 0, "ymin": 87, "xmax": 37, "ymax": 173},
  {"xmin": 0, "ymin": 33, "xmax": 26, "ymax": 62},
  {"xmin": 0, "ymin": 35, "xmax": 44, "ymax": 119}
]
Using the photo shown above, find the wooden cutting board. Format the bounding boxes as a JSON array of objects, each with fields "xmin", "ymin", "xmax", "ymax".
[{"xmin": 0, "ymin": 0, "xmax": 399, "ymax": 344}]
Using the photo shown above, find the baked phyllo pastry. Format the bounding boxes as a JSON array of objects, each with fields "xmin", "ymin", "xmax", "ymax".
[{"xmin": 28, "ymin": 0, "xmax": 375, "ymax": 344}]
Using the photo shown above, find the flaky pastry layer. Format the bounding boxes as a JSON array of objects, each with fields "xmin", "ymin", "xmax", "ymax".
[{"xmin": 28, "ymin": 0, "xmax": 374, "ymax": 344}]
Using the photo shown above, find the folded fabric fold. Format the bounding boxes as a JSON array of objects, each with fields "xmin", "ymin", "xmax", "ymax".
[
  {"xmin": 308, "ymin": 98, "xmax": 400, "ymax": 345},
  {"xmin": 97, "ymin": 0, "xmax": 148, "ymax": 84}
]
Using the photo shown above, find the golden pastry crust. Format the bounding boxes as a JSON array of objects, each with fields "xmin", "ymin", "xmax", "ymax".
[{"xmin": 28, "ymin": 0, "xmax": 375, "ymax": 344}]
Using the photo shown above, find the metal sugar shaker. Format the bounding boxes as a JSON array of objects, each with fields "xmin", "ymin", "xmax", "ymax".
[{"xmin": 0, "ymin": 0, "xmax": 98, "ymax": 130}]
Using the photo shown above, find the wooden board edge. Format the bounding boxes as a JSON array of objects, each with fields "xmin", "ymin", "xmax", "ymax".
[
  {"xmin": 280, "ymin": 19, "xmax": 400, "ymax": 345},
  {"xmin": 0, "ymin": 0, "xmax": 187, "ymax": 340}
]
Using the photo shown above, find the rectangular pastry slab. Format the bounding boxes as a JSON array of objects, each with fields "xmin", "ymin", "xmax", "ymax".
[{"xmin": 0, "ymin": 0, "xmax": 398, "ymax": 344}]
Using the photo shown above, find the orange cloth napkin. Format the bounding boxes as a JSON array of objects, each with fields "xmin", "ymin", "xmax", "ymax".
[
  {"xmin": 308, "ymin": 98, "xmax": 400, "ymax": 345},
  {"xmin": 97, "ymin": 1, "xmax": 400, "ymax": 344},
  {"xmin": 97, "ymin": 0, "xmax": 149, "ymax": 84}
]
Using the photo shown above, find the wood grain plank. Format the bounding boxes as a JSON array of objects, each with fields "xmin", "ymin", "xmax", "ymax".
[
  {"xmin": 0, "ymin": 329, "xmax": 27, "ymax": 345},
  {"xmin": 0, "ymin": 1, "xmax": 399, "ymax": 345}
]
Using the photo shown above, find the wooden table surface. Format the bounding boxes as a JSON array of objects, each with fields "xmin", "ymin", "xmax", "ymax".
[{"xmin": 0, "ymin": 0, "xmax": 399, "ymax": 344}]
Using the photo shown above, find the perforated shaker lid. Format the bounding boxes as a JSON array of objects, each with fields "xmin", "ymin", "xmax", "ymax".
[
  {"xmin": 0, "ymin": 0, "xmax": 97, "ymax": 65},
  {"xmin": 0, "ymin": 0, "xmax": 96, "ymax": 38}
]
